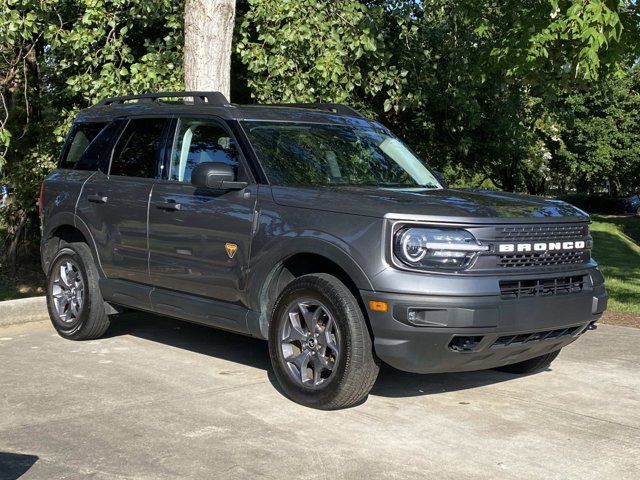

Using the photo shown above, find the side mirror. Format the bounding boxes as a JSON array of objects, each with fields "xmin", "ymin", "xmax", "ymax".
[
  {"xmin": 433, "ymin": 171, "xmax": 448, "ymax": 189},
  {"xmin": 191, "ymin": 162, "xmax": 247, "ymax": 190}
]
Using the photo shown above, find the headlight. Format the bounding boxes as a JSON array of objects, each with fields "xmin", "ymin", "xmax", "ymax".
[{"xmin": 394, "ymin": 227, "xmax": 488, "ymax": 270}]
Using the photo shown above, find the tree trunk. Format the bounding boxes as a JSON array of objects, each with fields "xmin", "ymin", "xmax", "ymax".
[{"xmin": 184, "ymin": 0, "xmax": 236, "ymax": 100}]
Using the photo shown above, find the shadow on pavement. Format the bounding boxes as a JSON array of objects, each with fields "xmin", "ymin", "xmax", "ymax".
[
  {"xmin": 107, "ymin": 312, "xmax": 516, "ymax": 400},
  {"xmin": 0, "ymin": 452, "xmax": 39, "ymax": 480}
]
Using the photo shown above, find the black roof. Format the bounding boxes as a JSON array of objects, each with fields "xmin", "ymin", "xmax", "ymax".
[{"xmin": 75, "ymin": 91, "xmax": 370, "ymax": 126}]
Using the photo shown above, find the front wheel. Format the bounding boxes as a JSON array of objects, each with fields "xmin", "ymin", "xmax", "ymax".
[
  {"xmin": 494, "ymin": 350, "xmax": 561, "ymax": 374},
  {"xmin": 269, "ymin": 274, "xmax": 379, "ymax": 410}
]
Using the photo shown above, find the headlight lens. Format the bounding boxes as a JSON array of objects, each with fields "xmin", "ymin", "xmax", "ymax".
[{"xmin": 394, "ymin": 227, "xmax": 488, "ymax": 270}]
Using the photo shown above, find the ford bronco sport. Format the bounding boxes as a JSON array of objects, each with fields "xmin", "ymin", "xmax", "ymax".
[{"xmin": 40, "ymin": 92, "xmax": 608, "ymax": 409}]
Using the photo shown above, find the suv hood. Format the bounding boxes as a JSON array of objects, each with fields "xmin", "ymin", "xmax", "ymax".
[{"xmin": 270, "ymin": 186, "xmax": 589, "ymax": 223}]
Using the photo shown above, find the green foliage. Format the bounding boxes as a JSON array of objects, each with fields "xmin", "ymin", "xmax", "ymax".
[
  {"xmin": 487, "ymin": 0, "xmax": 628, "ymax": 83},
  {"xmin": 0, "ymin": 0, "xmax": 638, "ymax": 267},
  {"xmin": 237, "ymin": 0, "xmax": 391, "ymax": 105},
  {"xmin": 551, "ymin": 66, "xmax": 640, "ymax": 194},
  {"xmin": 237, "ymin": 1, "xmax": 639, "ymax": 194},
  {"xmin": 0, "ymin": 0, "xmax": 184, "ymax": 263}
]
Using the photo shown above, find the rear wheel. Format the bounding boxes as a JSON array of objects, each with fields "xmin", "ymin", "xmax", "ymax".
[
  {"xmin": 494, "ymin": 350, "xmax": 560, "ymax": 374},
  {"xmin": 269, "ymin": 273, "xmax": 379, "ymax": 409},
  {"xmin": 46, "ymin": 242, "xmax": 110, "ymax": 340}
]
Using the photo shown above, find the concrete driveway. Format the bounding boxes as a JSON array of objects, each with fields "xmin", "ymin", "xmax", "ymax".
[{"xmin": 1, "ymin": 314, "xmax": 638, "ymax": 480}]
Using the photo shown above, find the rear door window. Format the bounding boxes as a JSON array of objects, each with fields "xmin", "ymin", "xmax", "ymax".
[
  {"xmin": 109, "ymin": 118, "xmax": 167, "ymax": 178},
  {"xmin": 59, "ymin": 122, "xmax": 108, "ymax": 169}
]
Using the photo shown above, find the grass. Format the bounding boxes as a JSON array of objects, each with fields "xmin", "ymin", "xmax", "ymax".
[{"xmin": 591, "ymin": 215, "xmax": 640, "ymax": 313}]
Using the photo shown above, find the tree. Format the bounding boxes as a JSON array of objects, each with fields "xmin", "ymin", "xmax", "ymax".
[
  {"xmin": 0, "ymin": 0, "xmax": 638, "ymax": 271},
  {"xmin": 550, "ymin": 66, "xmax": 640, "ymax": 195},
  {"xmin": 238, "ymin": 0, "xmax": 638, "ymax": 192},
  {"xmin": 0, "ymin": 0, "xmax": 183, "ymax": 266},
  {"xmin": 184, "ymin": 0, "xmax": 236, "ymax": 98}
]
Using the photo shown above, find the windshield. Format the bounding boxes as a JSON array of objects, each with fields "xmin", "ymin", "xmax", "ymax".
[{"xmin": 242, "ymin": 121, "xmax": 441, "ymax": 189}]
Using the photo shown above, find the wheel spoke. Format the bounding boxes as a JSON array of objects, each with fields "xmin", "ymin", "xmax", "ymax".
[
  {"xmin": 312, "ymin": 355, "xmax": 324, "ymax": 384},
  {"xmin": 325, "ymin": 332, "xmax": 339, "ymax": 355},
  {"xmin": 50, "ymin": 257, "xmax": 83, "ymax": 323},
  {"xmin": 287, "ymin": 350, "xmax": 312, "ymax": 384},
  {"xmin": 325, "ymin": 316, "xmax": 334, "ymax": 333},
  {"xmin": 56, "ymin": 297, "xmax": 70, "ymax": 320},
  {"xmin": 297, "ymin": 303, "xmax": 316, "ymax": 332},
  {"xmin": 59, "ymin": 264, "xmax": 72, "ymax": 288},
  {"xmin": 284, "ymin": 312, "xmax": 307, "ymax": 343},
  {"xmin": 70, "ymin": 299, "xmax": 79, "ymax": 318},
  {"xmin": 322, "ymin": 355, "xmax": 335, "ymax": 371},
  {"xmin": 310, "ymin": 306, "xmax": 324, "ymax": 331}
]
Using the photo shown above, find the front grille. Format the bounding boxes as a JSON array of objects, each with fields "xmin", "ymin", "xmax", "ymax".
[
  {"xmin": 492, "ymin": 326, "xmax": 582, "ymax": 348},
  {"xmin": 500, "ymin": 275, "xmax": 586, "ymax": 299},
  {"xmin": 498, "ymin": 251, "xmax": 587, "ymax": 269},
  {"xmin": 494, "ymin": 223, "xmax": 588, "ymax": 241}
]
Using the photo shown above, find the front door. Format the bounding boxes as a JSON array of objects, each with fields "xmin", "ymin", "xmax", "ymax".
[{"xmin": 147, "ymin": 117, "xmax": 256, "ymax": 311}]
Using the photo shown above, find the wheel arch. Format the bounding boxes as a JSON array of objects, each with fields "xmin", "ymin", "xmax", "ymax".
[
  {"xmin": 41, "ymin": 213, "xmax": 102, "ymax": 276},
  {"xmin": 250, "ymin": 243, "xmax": 374, "ymax": 339}
]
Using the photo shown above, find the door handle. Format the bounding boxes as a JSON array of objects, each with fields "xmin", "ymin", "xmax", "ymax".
[
  {"xmin": 87, "ymin": 194, "xmax": 108, "ymax": 204},
  {"xmin": 157, "ymin": 201, "xmax": 182, "ymax": 211}
]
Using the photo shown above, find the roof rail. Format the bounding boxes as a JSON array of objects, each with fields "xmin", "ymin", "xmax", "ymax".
[
  {"xmin": 96, "ymin": 91, "xmax": 229, "ymax": 107},
  {"xmin": 273, "ymin": 103, "xmax": 365, "ymax": 118}
]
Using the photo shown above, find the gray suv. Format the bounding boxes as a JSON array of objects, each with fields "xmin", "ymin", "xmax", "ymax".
[{"xmin": 40, "ymin": 92, "xmax": 608, "ymax": 409}]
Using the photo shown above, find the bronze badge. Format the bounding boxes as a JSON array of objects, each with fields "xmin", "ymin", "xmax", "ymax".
[{"xmin": 225, "ymin": 243, "xmax": 238, "ymax": 259}]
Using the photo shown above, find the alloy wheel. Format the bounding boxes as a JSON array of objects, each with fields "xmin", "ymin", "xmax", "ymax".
[
  {"xmin": 279, "ymin": 299, "xmax": 341, "ymax": 388},
  {"xmin": 51, "ymin": 260, "xmax": 85, "ymax": 323}
]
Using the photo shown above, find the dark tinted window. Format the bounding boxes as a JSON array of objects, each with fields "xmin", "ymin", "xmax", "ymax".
[
  {"xmin": 59, "ymin": 122, "xmax": 107, "ymax": 169},
  {"xmin": 75, "ymin": 120, "xmax": 126, "ymax": 172},
  {"xmin": 110, "ymin": 118, "xmax": 166, "ymax": 178},
  {"xmin": 170, "ymin": 119, "xmax": 240, "ymax": 183}
]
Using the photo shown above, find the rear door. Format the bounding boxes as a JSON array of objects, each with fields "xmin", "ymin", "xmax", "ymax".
[
  {"xmin": 78, "ymin": 117, "xmax": 170, "ymax": 289},
  {"xmin": 147, "ymin": 117, "xmax": 256, "ymax": 317}
]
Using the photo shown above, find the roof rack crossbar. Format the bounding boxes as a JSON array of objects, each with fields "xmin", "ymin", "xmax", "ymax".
[
  {"xmin": 96, "ymin": 91, "xmax": 229, "ymax": 107},
  {"xmin": 273, "ymin": 103, "xmax": 365, "ymax": 118}
]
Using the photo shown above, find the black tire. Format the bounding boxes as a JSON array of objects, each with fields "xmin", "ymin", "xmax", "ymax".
[
  {"xmin": 494, "ymin": 350, "xmax": 560, "ymax": 374},
  {"xmin": 46, "ymin": 242, "xmax": 110, "ymax": 340},
  {"xmin": 268, "ymin": 273, "xmax": 379, "ymax": 410}
]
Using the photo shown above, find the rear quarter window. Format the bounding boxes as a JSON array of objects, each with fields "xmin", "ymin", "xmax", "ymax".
[{"xmin": 59, "ymin": 122, "xmax": 108, "ymax": 169}]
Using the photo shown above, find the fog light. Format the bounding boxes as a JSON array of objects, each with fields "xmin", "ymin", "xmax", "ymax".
[{"xmin": 407, "ymin": 308, "xmax": 447, "ymax": 327}]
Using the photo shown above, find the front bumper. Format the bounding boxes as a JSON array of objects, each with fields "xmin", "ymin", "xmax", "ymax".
[{"xmin": 361, "ymin": 271, "xmax": 607, "ymax": 374}]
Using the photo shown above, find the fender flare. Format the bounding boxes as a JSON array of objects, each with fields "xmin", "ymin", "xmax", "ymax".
[
  {"xmin": 245, "ymin": 236, "xmax": 375, "ymax": 338},
  {"xmin": 41, "ymin": 212, "xmax": 104, "ymax": 277}
]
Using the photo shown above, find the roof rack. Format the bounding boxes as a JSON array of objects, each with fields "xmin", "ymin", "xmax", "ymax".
[
  {"xmin": 96, "ymin": 91, "xmax": 229, "ymax": 107},
  {"xmin": 271, "ymin": 103, "xmax": 365, "ymax": 118}
]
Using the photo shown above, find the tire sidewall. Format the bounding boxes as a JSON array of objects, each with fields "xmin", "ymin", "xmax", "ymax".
[
  {"xmin": 46, "ymin": 247, "xmax": 91, "ymax": 338},
  {"xmin": 269, "ymin": 280, "xmax": 356, "ymax": 408}
]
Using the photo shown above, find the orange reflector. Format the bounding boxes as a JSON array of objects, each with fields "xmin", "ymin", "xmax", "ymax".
[{"xmin": 369, "ymin": 300, "xmax": 389, "ymax": 312}]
